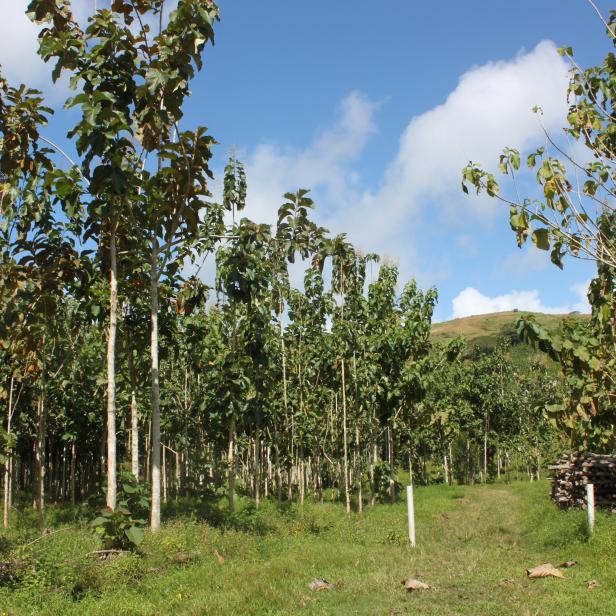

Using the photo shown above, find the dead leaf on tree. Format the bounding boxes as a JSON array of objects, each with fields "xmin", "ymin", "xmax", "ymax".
[
  {"xmin": 526, "ymin": 564, "xmax": 564, "ymax": 579},
  {"xmin": 401, "ymin": 578, "xmax": 431, "ymax": 591},
  {"xmin": 587, "ymin": 579, "xmax": 600, "ymax": 590}
]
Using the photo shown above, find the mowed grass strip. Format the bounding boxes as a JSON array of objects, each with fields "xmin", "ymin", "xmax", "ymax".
[{"xmin": 0, "ymin": 481, "xmax": 614, "ymax": 615}]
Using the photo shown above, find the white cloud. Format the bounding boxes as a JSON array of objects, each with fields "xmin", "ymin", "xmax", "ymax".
[
  {"xmin": 451, "ymin": 282, "xmax": 590, "ymax": 319},
  {"xmin": 242, "ymin": 91, "xmax": 379, "ymax": 226},
  {"xmin": 241, "ymin": 41, "xmax": 570, "ymax": 287},
  {"xmin": 0, "ymin": 2, "xmax": 179, "ymax": 99},
  {"xmin": 502, "ymin": 247, "xmax": 550, "ymax": 273},
  {"xmin": 0, "ymin": 2, "xmax": 51, "ymax": 92},
  {"xmin": 351, "ymin": 41, "xmax": 569, "ymax": 243}
]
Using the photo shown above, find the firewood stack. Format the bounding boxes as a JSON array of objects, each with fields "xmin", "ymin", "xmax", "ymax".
[{"xmin": 549, "ymin": 453, "xmax": 616, "ymax": 510}]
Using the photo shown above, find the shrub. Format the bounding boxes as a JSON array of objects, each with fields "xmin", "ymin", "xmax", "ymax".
[{"xmin": 90, "ymin": 471, "xmax": 150, "ymax": 550}]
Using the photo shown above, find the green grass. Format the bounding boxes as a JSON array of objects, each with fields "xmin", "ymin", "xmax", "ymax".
[{"xmin": 0, "ymin": 482, "xmax": 614, "ymax": 615}]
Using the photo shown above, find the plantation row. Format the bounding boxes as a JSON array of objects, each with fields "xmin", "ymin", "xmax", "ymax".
[
  {"xmin": 0, "ymin": 225, "xmax": 562, "ymax": 525},
  {"xmin": 2, "ymin": 0, "xmax": 616, "ymax": 550}
]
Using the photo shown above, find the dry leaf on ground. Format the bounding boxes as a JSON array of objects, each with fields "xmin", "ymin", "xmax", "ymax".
[
  {"xmin": 308, "ymin": 578, "xmax": 336, "ymax": 591},
  {"xmin": 401, "ymin": 578, "xmax": 431, "ymax": 591},
  {"xmin": 526, "ymin": 563, "xmax": 564, "ymax": 579},
  {"xmin": 587, "ymin": 579, "xmax": 600, "ymax": 589},
  {"xmin": 498, "ymin": 578, "xmax": 515, "ymax": 587},
  {"xmin": 214, "ymin": 549, "xmax": 225, "ymax": 564},
  {"xmin": 558, "ymin": 560, "xmax": 577, "ymax": 568}
]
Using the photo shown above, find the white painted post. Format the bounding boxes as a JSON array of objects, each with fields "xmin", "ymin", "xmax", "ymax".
[
  {"xmin": 586, "ymin": 483, "xmax": 595, "ymax": 533},
  {"xmin": 407, "ymin": 484, "xmax": 416, "ymax": 547}
]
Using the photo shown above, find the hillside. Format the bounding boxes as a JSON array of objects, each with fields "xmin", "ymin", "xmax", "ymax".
[{"xmin": 431, "ymin": 310, "xmax": 590, "ymax": 366}]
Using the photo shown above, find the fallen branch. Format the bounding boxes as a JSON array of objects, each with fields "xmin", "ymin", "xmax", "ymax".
[{"xmin": 19, "ymin": 527, "xmax": 73, "ymax": 550}]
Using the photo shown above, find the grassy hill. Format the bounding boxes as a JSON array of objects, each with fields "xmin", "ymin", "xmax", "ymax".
[{"xmin": 431, "ymin": 310, "xmax": 589, "ymax": 367}]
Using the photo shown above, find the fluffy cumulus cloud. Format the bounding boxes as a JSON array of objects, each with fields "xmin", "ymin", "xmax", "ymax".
[
  {"xmin": 349, "ymin": 41, "xmax": 570, "ymax": 247},
  {"xmin": 451, "ymin": 282, "xmax": 591, "ymax": 319},
  {"xmin": 242, "ymin": 91, "xmax": 379, "ymax": 226},
  {"xmin": 241, "ymin": 41, "xmax": 570, "ymax": 284}
]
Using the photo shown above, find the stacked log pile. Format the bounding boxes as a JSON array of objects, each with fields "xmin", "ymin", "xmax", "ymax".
[{"xmin": 549, "ymin": 453, "xmax": 616, "ymax": 510}]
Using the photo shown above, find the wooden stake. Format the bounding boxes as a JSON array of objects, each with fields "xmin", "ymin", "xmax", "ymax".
[
  {"xmin": 407, "ymin": 485, "xmax": 416, "ymax": 547},
  {"xmin": 586, "ymin": 483, "xmax": 595, "ymax": 533}
]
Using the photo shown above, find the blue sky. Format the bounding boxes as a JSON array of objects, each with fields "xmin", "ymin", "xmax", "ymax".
[{"xmin": 1, "ymin": 1, "xmax": 610, "ymax": 321}]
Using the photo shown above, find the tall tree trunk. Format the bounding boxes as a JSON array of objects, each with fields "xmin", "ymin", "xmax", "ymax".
[
  {"xmin": 483, "ymin": 411, "xmax": 488, "ymax": 483},
  {"xmin": 150, "ymin": 244, "xmax": 161, "ymax": 531},
  {"xmin": 278, "ymin": 306, "xmax": 290, "ymax": 505},
  {"xmin": 341, "ymin": 358, "xmax": 350, "ymax": 514},
  {"xmin": 355, "ymin": 425, "xmax": 362, "ymax": 513},
  {"xmin": 275, "ymin": 442, "xmax": 282, "ymax": 503},
  {"xmin": 175, "ymin": 449, "xmax": 180, "ymax": 499},
  {"xmin": 127, "ymin": 347, "xmax": 139, "ymax": 481},
  {"xmin": 70, "ymin": 441, "xmax": 76, "ymax": 506},
  {"xmin": 35, "ymin": 381, "xmax": 47, "ymax": 517},
  {"xmin": 388, "ymin": 426, "xmax": 396, "ymax": 503},
  {"xmin": 370, "ymin": 441, "xmax": 377, "ymax": 506},
  {"xmin": 61, "ymin": 445, "xmax": 66, "ymax": 501},
  {"xmin": 227, "ymin": 414, "xmax": 236, "ymax": 513},
  {"xmin": 162, "ymin": 441, "xmax": 167, "ymax": 504},
  {"xmin": 106, "ymin": 218, "xmax": 118, "ymax": 510},
  {"xmin": 3, "ymin": 377, "xmax": 14, "ymax": 529},
  {"xmin": 254, "ymin": 433, "xmax": 260, "ymax": 510}
]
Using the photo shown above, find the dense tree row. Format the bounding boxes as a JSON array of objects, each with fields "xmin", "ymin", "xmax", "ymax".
[{"xmin": 0, "ymin": 0, "xmax": 589, "ymax": 539}]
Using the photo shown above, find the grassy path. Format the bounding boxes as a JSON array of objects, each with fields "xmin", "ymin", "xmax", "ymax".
[{"xmin": 1, "ymin": 482, "xmax": 615, "ymax": 615}]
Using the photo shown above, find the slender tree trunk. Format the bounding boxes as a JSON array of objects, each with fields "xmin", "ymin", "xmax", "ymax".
[
  {"xmin": 388, "ymin": 426, "xmax": 396, "ymax": 503},
  {"xmin": 299, "ymin": 450, "xmax": 305, "ymax": 506},
  {"xmin": 145, "ymin": 420, "xmax": 151, "ymax": 484},
  {"xmin": 278, "ymin": 306, "xmax": 290, "ymax": 505},
  {"xmin": 150, "ymin": 244, "xmax": 161, "ymax": 531},
  {"xmin": 3, "ymin": 377, "xmax": 14, "ymax": 529},
  {"xmin": 355, "ymin": 425, "xmax": 362, "ymax": 512},
  {"xmin": 127, "ymin": 348, "xmax": 139, "ymax": 481},
  {"xmin": 35, "ymin": 386, "xmax": 47, "ymax": 517},
  {"xmin": 466, "ymin": 437, "xmax": 472, "ymax": 484},
  {"xmin": 287, "ymin": 466, "xmax": 293, "ymax": 502},
  {"xmin": 483, "ymin": 412, "xmax": 488, "ymax": 483},
  {"xmin": 370, "ymin": 441, "xmax": 377, "ymax": 506},
  {"xmin": 254, "ymin": 432, "xmax": 260, "ymax": 510},
  {"xmin": 162, "ymin": 442, "xmax": 168, "ymax": 504},
  {"xmin": 341, "ymin": 358, "xmax": 350, "ymax": 514},
  {"xmin": 70, "ymin": 441, "xmax": 76, "ymax": 506},
  {"xmin": 61, "ymin": 445, "xmax": 66, "ymax": 502},
  {"xmin": 274, "ymin": 442, "xmax": 282, "ymax": 503},
  {"xmin": 227, "ymin": 414, "xmax": 236, "ymax": 513},
  {"xmin": 175, "ymin": 450, "xmax": 180, "ymax": 499},
  {"xmin": 106, "ymin": 217, "xmax": 118, "ymax": 510}
]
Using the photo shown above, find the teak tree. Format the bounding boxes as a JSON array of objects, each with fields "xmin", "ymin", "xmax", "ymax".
[
  {"xmin": 461, "ymin": 7, "xmax": 616, "ymax": 450},
  {"xmin": 27, "ymin": 0, "xmax": 220, "ymax": 527}
]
